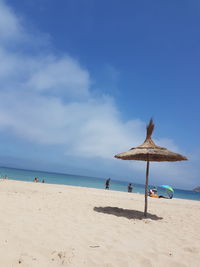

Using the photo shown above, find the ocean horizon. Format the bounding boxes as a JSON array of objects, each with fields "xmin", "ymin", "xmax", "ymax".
[{"xmin": 0, "ymin": 166, "xmax": 199, "ymax": 201}]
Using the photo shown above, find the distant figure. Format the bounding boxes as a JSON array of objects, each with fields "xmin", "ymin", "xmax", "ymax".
[
  {"xmin": 42, "ymin": 179, "xmax": 45, "ymax": 183},
  {"xmin": 149, "ymin": 188, "xmax": 154, "ymax": 195},
  {"xmin": 128, "ymin": 183, "xmax": 133, "ymax": 193},
  {"xmin": 105, "ymin": 178, "xmax": 111, "ymax": 189},
  {"xmin": 152, "ymin": 186, "xmax": 157, "ymax": 193},
  {"xmin": 34, "ymin": 177, "xmax": 39, "ymax": 182},
  {"xmin": 149, "ymin": 186, "xmax": 157, "ymax": 196},
  {"xmin": 158, "ymin": 195, "xmax": 173, "ymax": 199},
  {"xmin": 159, "ymin": 191, "xmax": 173, "ymax": 199},
  {"xmin": 158, "ymin": 195, "xmax": 167, "ymax": 199}
]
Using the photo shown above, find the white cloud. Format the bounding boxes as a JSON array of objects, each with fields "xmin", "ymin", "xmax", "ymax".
[
  {"xmin": 0, "ymin": 0, "xmax": 23, "ymax": 42},
  {"xmin": 0, "ymin": 0, "xmax": 145, "ymax": 158},
  {"xmin": 26, "ymin": 56, "xmax": 90, "ymax": 98},
  {"xmin": 0, "ymin": 89, "xmax": 145, "ymax": 157}
]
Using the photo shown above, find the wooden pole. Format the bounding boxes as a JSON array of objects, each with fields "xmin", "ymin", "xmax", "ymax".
[{"xmin": 144, "ymin": 160, "xmax": 150, "ymax": 217}]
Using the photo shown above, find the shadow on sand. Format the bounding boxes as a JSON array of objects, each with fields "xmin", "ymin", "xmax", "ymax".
[{"xmin": 94, "ymin": 206, "xmax": 163, "ymax": 221}]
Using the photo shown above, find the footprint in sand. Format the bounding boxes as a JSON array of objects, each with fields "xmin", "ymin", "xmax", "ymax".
[
  {"xmin": 51, "ymin": 249, "xmax": 75, "ymax": 265},
  {"xmin": 183, "ymin": 246, "xmax": 199, "ymax": 253},
  {"xmin": 18, "ymin": 253, "xmax": 37, "ymax": 265}
]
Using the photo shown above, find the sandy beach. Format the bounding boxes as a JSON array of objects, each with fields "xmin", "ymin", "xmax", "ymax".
[{"xmin": 0, "ymin": 180, "xmax": 199, "ymax": 267}]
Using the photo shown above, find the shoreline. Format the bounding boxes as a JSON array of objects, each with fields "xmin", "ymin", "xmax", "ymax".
[
  {"xmin": 1, "ymin": 165, "xmax": 197, "ymax": 192},
  {"xmin": 1, "ymin": 178, "xmax": 200, "ymax": 202}
]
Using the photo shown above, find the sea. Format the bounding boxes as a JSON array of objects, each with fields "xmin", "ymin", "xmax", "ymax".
[{"xmin": 0, "ymin": 166, "xmax": 199, "ymax": 201}]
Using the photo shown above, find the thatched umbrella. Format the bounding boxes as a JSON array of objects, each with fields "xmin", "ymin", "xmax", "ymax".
[{"xmin": 114, "ymin": 119, "xmax": 187, "ymax": 217}]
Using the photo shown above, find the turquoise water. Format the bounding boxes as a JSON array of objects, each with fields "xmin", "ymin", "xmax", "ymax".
[{"xmin": 0, "ymin": 166, "xmax": 199, "ymax": 201}]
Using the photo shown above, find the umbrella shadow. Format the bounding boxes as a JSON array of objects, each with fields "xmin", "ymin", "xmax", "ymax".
[{"xmin": 93, "ymin": 206, "xmax": 163, "ymax": 221}]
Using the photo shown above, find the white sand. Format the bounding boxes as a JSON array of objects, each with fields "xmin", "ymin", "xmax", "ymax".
[{"xmin": 0, "ymin": 179, "xmax": 199, "ymax": 267}]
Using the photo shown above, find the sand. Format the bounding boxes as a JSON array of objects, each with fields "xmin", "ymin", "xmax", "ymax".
[{"xmin": 0, "ymin": 179, "xmax": 199, "ymax": 267}]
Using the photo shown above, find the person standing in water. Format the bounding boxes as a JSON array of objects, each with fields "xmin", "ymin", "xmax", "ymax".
[
  {"xmin": 128, "ymin": 183, "xmax": 133, "ymax": 192},
  {"xmin": 105, "ymin": 178, "xmax": 111, "ymax": 189}
]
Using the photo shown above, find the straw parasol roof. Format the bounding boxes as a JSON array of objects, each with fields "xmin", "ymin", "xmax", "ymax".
[
  {"xmin": 114, "ymin": 119, "xmax": 188, "ymax": 217},
  {"xmin": 115, "ymin": 119, "xmax": 187, "ymax": 162}
]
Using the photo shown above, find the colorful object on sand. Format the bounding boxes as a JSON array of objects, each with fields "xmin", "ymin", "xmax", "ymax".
[
  {"xmin": 160, "ymin": 185, "xmax": 174, "ymax": 199},
  {"xmin": 160, "ymin": 185, "xmax": 174, "ymax": 193},
  {"xmin": 150, "ymin": 194, "xmax": 159, "ymax": 198}
]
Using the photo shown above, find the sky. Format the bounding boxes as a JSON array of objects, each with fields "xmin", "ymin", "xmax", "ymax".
[{"xmin": 0, "ymin": 0, "xmax": 199, "ymax": 189}]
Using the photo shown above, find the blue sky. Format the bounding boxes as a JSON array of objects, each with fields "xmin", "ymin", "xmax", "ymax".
[{"xmin": 0, "ymin": 0, "xmax": 199, "ymax": 189}]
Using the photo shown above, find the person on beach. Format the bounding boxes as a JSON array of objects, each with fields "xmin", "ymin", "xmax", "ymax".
[
  {"xmin": 105, "ymin": 178, "xmax": 111, "ymax": 189},
  {"xmin": 34, "ymin": 177, "xmax": 39, "ymax": 182},
  {"xmin": 42, "ymin": 179, "xmax": 45, "ymax": 183},
  {"xmin": 152, "ymin": 186, "xmax": 157, "ymax": 193},
  {"xmin": 0, "ymin": 175, "xmax": 8, "ymax": 180},
  {"xmin": 159, "ymin": 191, "xmax": 173, "ymax": 199},
  {"xmin": 149, "ymin": 188, "xmax": 154, "ymax": 195},
  {"xmin": 128, "ymin": 183, "xmax": 133, "ymax": 192},
  {"xmin": 149, "ymin": 186, "xmax": 157, "ymax": 195}
]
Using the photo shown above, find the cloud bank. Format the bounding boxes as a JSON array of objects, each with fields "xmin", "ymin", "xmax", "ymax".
[{"xmin": 0, "ymin": 0, "xmax": 145, "ymax": 158}]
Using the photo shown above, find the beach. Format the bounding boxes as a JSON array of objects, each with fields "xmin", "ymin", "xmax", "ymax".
[{"xmin": 0, "ymin": 180, "xmax": 199, "ymax": 267}]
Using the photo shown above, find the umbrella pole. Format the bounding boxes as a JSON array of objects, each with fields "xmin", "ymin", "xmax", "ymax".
[{"xmin": 144, "ymin": 160, "xmax": 150, "ymax": 217}]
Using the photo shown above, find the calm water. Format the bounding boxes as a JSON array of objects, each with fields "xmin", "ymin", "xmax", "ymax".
[{"xmin": 0, "ymin": 166, "xmax": 199, "ymax": 201}]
